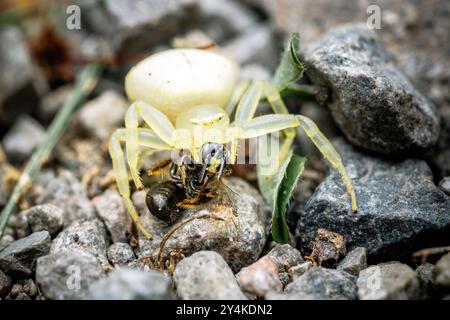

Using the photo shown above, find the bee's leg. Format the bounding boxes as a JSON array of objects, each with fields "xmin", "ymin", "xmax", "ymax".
[
  {"xmin": 125, "ymin": 101, "xmax": 178, "ymax": 190},
  {"xmin": 109, "ymin": 129, "xmax": 153, "ymax": 240},
  {"xmin": 147, "ymin": 159, "xmax": 173, "ymax": 176},
  {"xmin": 239, "ymin": 114, "xmax": 358, "ymax": 213}
]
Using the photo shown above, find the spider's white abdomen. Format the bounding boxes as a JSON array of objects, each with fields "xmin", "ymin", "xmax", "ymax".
[{"xmin": 125, "ymin": 49, "xmax": 239, "ymax": 122}]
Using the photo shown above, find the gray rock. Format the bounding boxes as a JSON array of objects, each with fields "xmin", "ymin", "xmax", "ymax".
[
  {"xmin": 36, "ymin": 250, "xmax": 104, "ymax": 300},
  {"xmin": 197, "ymin": 0, "xmax": 257, "ymax": 42},
  {"xmin": 14, "ymin": 211, "xmax": 31, "ymax": 239},
  {"xmin": 439, "ymin": 177, "xmax": 450, "ymax": 196},
  {"xmin": 224, "ymin": 25, "xmax": 278, "ymax": 69},
  {"xmin": 429, "ymin": 108, "xmax": 450, "ymax": 178},
  {"xmin": 173, "ymin": 251, "xmax": 247, "ymax": 300},
  {"xmin": 434, "ymin": 253, "xmax": 450, "ymax": 287},
  {"xmin": 268, "ymin": 0, "xmax": 450, "ymax": 113},
  {"xmin": 267, "ymin": 244, "xmax": 304, "ymax": 269},
  {"xmin": 107, "ymin": 243, "xmax": 136, "ymax": 267},
  {"xmin": 88, "ymin": 268, "xmax": 174, "ymax": 299},
  {"xmin": 0, "ymin": 27, "xmax": 47, "ymax": 125},
  {"xmin": 5, "ymin": 279, "xmax": 38, "ymax": 300},
  {"xmin": 288, "ymin": 261, "xmax": 313, "ymax": 282},
  {"xmin": 266, "ymin": 244, "xmax": 304, "ymax": 286},
  {"xmin": 79, "ymin": 0, "xmax": 198, "ymax": 55},
  {"xmin": 285, "ymin": 267, "xmax": 357, "ymax": 300},
  {"xmin": 337, "ymin": 247, "xmax": 368, "ymax": 276},
  {"xmin": 296, "ymin": 139, "xmax": 450, "ymax": 261},
  {"xmin": 36, "ymin": 170, "xmax": 96, "ymax": 226},
  {"xmin": 39, "ymin": 85, "xmax": 74, "ymax": 121},
  {"xmin": 51, "ymin": 219, "xmax": 109, "ymax": 266},
  {"xmin": 240, "ymin": 64, "xmax": 272, "ymax": 81},
  {"xmin": 0, "ymin": 235, "xmax": 14, "ymax": 252},
  {"xmin": 0, "ymin": 269, "xmax": 13, "ymax": 295},
  {"xmin": 0, "ymin": 231, "xmax": 51, "ymax": 277},
  {"xmin": 78, "ymin": 90, "xmax": 128, "ymax": 141},
  {"xmin": 357, "ymin": 262, "xmax": 420, "ymax": 300},
  {"xmin": 25, "ymin": 204, "xmax": 64, "ymax": 237},
  {"xmin": 303, "ymin": 23, "xmax": 440, "ymax": 154},
  {"xmin": 236, "ymin": 255, "xmax": 282, "ymax": 298},
  {"xmin": 93, "ymin": 189, "xmax": 131, "ymax": 243},
  {"xmin": 416, "ymin": 263, "xmax": 437, "ymax": 299},
  {"xmin": 137, "ymin": 177, "xmax": 270, "ymax": 272},
  {"xmin": 2, "ymin": 115, "xmax": 45, "ymax": 163}
]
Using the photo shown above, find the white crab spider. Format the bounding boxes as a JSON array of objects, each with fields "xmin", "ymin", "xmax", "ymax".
[{"xmin": 109, "ymin": 48, "xmax": 357, "ymax": 240}]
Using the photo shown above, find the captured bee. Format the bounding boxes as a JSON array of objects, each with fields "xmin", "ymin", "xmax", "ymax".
[{"xmin": 146, "ymin": 142, "xmax": 235, "ymax": 224}]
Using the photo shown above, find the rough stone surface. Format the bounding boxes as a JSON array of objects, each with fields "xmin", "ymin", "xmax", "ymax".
[
  {"xmin": 224, "ymin": 25, "xmax": 278, "ymax": 69},
  {"xmin": 288, "ymin": 261, "xmax": 313, "ymax": 282},
  {"xmin": 337, "ymin": 247, "xmax": 368, "ymax": 276},
  {"xmin": 416, "ymin": 263, "xmax": 437, "ymax": 299},
  {"xmin": 36, "ymin": 170, "xmax": 96, "ymax": 226},
  {"xmin": 268, "ymin": 0, "xmax": 450, "ymax": 113},
  {"xmin": 25, "ymin": 204, "xmax": 64, "ymax": 237},
  {"xmin": 439, "ymin": 177, "xmax": 450, "ymax": 196},
  {"xmin": 197, "ymin": 0, "xmax": 257, "ymax": 42},
  {"xmin": 39, "ymin": 84, "xmax": 74, "ymax": 121},
  {"xmin": 78, "ymin": 90, "xmax": 128, "ymax": 141},
  {"xmin": 88, "ymin": 268, "xmax": 174, "ymax": 300},
  {"xmin": 357, "ymin": 262, "xmax": 420, "ymax": 300},
  {"xmin": 80, "ymin": 0, "xmax": 199, "ymax": 55},
  {"xmin": 93, "ymin": 189, "xmax": 131, "ymax": 243},
  {"xmin": 136, "ymin": 177, "xmax": 270, "ymax": 272},
  {"xmin": 0, "ymin": 27, "xmax": 46, "ymax": 125},
  {"xmin": 50, "ymin": 219, "xmax": 109, "ymax": 266},
  {"xmin": 236, "ymin": 255, "xmax": 282, "ymax": 298},
  {"xmin": 2, "ymin": 115, "xmax": 46, "ymax": 163},
  {"xmin": 267, "ymin": 244, "xmax": 304, "ymax": 269},
  {"xmin": 173, "ymin": 251, "xmax": 247, "ymax": 300},
  {"xmin": 36, "ymin": 250, "xmax": 104, "ymax": 300},
  {"xmin": 107, "ymin": 243, "xmax": 136, "ymax": 267},
  {"xmin": 5, "ymin": 279, "xmax": 38, "ymax": 300},
  {"xmin": 0, "ymin": 235, "xmax": 14, "ymax": 252},
  {"xmin": 284, "ymin": 267, "xmax": 357, "ymax": 300},
  {"xmin": 0, "ymin": 231, "xmax": 51, "ymax": 277},
  {"xmin": 434, "ymin": 253, "xmax": 450, "ymax": 287},
  {"xmin": 302, "ymin": 23, "xmax": 440, "ymax": 154},
  {"xmin": 296, "ymin": 139, "xmax": 450, "ymax": 261},
  {"xmin": 0, "ymin": 269, "xmax": 13, "ymax": 295}
]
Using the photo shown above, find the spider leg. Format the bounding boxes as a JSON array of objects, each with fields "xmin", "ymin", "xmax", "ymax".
[
  {"xmin": 264, "ymin": 83, "xmax": 296, "ymax": 165},
  {"xmin": 239, "ymin": 114, "xmax": 358, "ymax": 212},
  {"xmin": 109, "ymin": 128, "xmax": 171, "ymax": 240},
  {"xmin": 125, "ymin": 101, "xmax": 179, "ymax": 190}
]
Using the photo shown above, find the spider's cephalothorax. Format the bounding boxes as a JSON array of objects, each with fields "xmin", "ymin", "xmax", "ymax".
[{"xmin": 109, "ymin": 48, "xmax": 358, "ymax": 240}]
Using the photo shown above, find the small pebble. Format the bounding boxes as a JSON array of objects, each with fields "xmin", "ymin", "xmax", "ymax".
[
  {"xmin": 107, "ymin": 243, "xmax": 136, "ymax": 267},
  {"xmin": 25, "ymin": 204, "xmax": 64, "ymax": 237}
]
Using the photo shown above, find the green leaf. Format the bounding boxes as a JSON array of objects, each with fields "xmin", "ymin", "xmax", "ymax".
[
  {"xmin": 257, "ymin": 150, "xmax": 306, "ymax": 243},
  {"xmin": 271, "ymin": 32, "xmax": 304, "ymax": 90}
]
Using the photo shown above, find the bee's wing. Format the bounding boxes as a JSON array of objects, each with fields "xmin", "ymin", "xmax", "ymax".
[{"xmin": 213, "ymin": 180, "xmax": 238, "ymax": 218}]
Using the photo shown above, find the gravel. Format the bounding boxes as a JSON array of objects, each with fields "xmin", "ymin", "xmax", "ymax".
[
  {"xmin": 296, "ymin": 139, "xmax": 450, "ymax": 261},
  {"xmin": 357, "ymin": 262, "xmax": 420, "ymax": 300},
  {"xmin": 303, "ymin": 23, "xmax": 440, "ymax": 155},
  {"xmin": 0, "ymin": 231, "xmax": 51, "ymax": 278},
  {"xmin": 284, "ymin": 267, "xmax": 357, "ymax": 300},
  {"xmin": 36, "ymin": 250, "xmax": 105, "ymax": 300},
  {"xmin": 88, "ymin": 268, "xmax": 174, "ymax": 300},
  {"xmin": 173, "ymin": 251, "xmax": 247, "ymax": 300}
]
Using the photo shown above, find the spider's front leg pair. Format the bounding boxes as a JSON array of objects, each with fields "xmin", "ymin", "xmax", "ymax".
[
  {"xmin": 228, "ymin": 80, "xmax": 358, "ymax": 213},
  {"xmin": 109, "ymin": 101, "xmax": 181, "ymax": 240}
]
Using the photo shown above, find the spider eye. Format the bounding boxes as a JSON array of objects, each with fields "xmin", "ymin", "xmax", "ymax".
[{"xmin": 210, "ymin": 149, "xmax": 216, "ymax": 157}]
